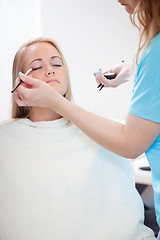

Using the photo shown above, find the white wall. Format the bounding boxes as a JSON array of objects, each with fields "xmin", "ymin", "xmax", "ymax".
[
  {"xmin": 0, "ymin": 0, "xmax": 139, "ymax": 122},
  {"xmin": 0, "ymin": 0, "xmax": 42, "ymax": 121}
]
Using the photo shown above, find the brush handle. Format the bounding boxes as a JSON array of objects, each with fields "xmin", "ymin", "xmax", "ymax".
[{"xmin": 11, "ymin": 80, "xmax": 23, "ymax": 93}]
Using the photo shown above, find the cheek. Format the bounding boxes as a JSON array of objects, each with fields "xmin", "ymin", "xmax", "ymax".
[
  {"xmin": 30, "ymin": 71, "xmax": 43, "ymax": 80},
  {"xmin": 60, "ymin": 68, "xmax": 68, "ymax": 82},
  {"xmin": 130, "ymin": 0, "xmax": 138, "ymax": 9},
  {"xmin": 63, "ymin": 74, "xmax": 68, "ymax": 90}
]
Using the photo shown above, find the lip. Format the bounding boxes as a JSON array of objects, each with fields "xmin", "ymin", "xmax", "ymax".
[
  {"xmin": 118, "ymin": 1, "xmax": 127, "ymax": 6},
  {"xmin": 120, "ymin": 3, "xmax": 127, "ymax": 6},
  {"xmin": 46, "ymin": 79, "xmax": 60, "ymax": 84}
]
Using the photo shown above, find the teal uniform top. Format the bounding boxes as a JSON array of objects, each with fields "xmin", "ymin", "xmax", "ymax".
[{"xmin": 129, "ymin": 32, "xmax": 160, "ymax": 226}]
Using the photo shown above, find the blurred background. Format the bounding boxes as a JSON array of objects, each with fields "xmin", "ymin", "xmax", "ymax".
[{"xmin": 0, "ymin": 0, "xmax": 138, "ymax": 122}]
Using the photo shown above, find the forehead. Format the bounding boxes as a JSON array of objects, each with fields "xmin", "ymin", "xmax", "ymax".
[{"xmin": 23, "ymin": 42, "xmax": 61, "ymax": 63}]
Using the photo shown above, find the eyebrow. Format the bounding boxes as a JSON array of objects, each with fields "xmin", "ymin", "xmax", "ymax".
[{"xmin": 30, "ymin": 56, "xmax": 62, "ymax": 64}]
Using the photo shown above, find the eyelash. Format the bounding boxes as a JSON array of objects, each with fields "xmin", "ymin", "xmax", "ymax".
[
  {"xmin": 32, "ymin": 67, "xmax": 41, "ymax": 71},
  {"xmin": 32, "ymin": 65, "xmax": 62, "ymax": 71}
]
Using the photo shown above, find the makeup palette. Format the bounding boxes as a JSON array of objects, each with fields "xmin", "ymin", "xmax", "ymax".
[{"xmin": 97, "ymin": 72, "xmax": 117, "ymax": 91}]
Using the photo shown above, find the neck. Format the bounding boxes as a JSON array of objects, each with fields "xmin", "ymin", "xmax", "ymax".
[{"xmin": 29, "ymin": 107, "xmax": 62, "ymax": 122}]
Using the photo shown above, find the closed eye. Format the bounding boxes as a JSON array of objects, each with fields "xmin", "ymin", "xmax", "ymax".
[
  {"xmin": 53, "ymin": 64, "xmax": 62, "ymax": 67},
  {"xmin": 32, "ymin": 67, "xmax": 42, "ymax": 71}
]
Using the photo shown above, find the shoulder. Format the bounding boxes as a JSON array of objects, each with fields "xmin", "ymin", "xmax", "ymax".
[
  {"xmin": 129, "ymin": 33, "xmax": 160, "ymax": 122},
  {"xmin": 141, "ymin": 33, "xmax": 160, "ymax": 64},
  {"xmin": 150, "ymin": 32, "xmax": 160, "ymax": 48},
  {"xmin": 0, "ymin": 119, "xmax": 15, "ymax": 127},
  {"xmin": 0, "ymin": 118, "xmax": 21, "ymax": 131},
  {"xmin": 147, "ymin": 32, "xmax": 160, "ymax": 55},
  {"xmin": 136, "ymin": 33, "xmax": 160, "ymax": 81}
]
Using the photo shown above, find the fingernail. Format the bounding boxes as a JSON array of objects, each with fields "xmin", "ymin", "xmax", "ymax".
[
  {"xmin": 93, "ymin": 73, "xmax": 96, "ymax": 76},
  {"xmin": 99, "ymin": 68, "xmax": 101, "ymax": 71},
  {"xmin": 19, "ymin": 72, "xmax": 24, "ymax": 76}
]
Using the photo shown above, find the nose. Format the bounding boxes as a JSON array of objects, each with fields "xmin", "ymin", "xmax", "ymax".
[
  {"xmin": 46, "ymin": 65, "xmax": 55, "ymax": 76},
  {"xmin": 47, "ymin": 70, "xmax": 55, "ymax": 75}
]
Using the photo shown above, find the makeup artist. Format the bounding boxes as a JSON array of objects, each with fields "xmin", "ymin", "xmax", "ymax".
[
  {"xmin": 13, "ymin": 0, "xmax": 160, "ymax": 238},
  {"xmin": 0, "ymin": 37, "xmax": 155, "ymax": 240}
]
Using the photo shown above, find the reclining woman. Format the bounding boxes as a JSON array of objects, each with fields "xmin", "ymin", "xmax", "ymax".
[{"xmin": 0, "ymin": 37, "xmax": 156, "ymax": 240}]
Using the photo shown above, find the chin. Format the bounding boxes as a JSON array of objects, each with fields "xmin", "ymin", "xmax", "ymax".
[
  {"xmin": 54, "ymin": 87, "xmax": 67, "ymax": 97},
  {"xmin": 125, "ymin": 6, "xmax": 134, "ymax": 14}
]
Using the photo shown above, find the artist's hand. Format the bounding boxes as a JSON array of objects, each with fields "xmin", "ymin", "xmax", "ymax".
[
  {"xmin": 14, "ymin": 74, "xmax": 59, "ymax": 108},
  {"xmin": 94, "ymin": 62, "xmax": 132, "ymax": 88}
]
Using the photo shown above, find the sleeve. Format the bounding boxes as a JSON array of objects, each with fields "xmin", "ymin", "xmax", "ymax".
[{"xmin": 128, "ymin": 40, "xmax": 160, "ymax": 123}]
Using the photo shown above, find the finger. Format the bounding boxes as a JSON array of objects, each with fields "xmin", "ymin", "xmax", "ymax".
[
  {"xmin": 18, "ymin": 74, "xmax": 39, "ymax": 87},
  {"xmin": 94, "ymin": 72, "xmax": 101, "ymax": 86},
  {"xmin": 15, "ymin": 76, "xmax": 21, "ymax": 85},
  {"xmin": 96, "ymin": 69, "xmax": 102, "ymax": 84},
  {"xmin": 11, "ymin": 76, "xmax": 21, "ymax": 91},
  {"xmin": 15, "ymin": 92, "xmax": 26, "ymax": 106},
  {"xmin": 103, "ymin": 68, "xmax": 114, "ymax": 74},
  {"xmin": 98, "ymin": 71, "xmax": 109, "ymax": 86},
  {"xmin": 21, "ymin": 81, "xmax": 33, "ymax": 89},
  {"xmin": 16, "ymin": 83, "xmax": 33, "ymax": 98},
  {"xmin": 103, "ymin": 79, "xmax": 117, "ymax": 88},
  {"xmin": 95, "ymin": 78, "xmax": 101, "ymax": 86},
  {"xmin": 96, "ymin": 76, "xmax": 102, "ymax": 86}
]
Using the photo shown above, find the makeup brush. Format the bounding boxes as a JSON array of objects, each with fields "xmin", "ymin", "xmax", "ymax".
[{"xmin": 11, "ymin": 68, "xmax": 32, "ymax": 93}]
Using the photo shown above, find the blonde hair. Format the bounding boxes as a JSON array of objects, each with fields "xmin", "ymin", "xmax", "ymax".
[
  {"xmin": 12, "ymin": 37, "xmax": 73, "ymax": 118},
  {"xmin": 130, "ymin": 0, "xmax": 160, "ymax": 63}
]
